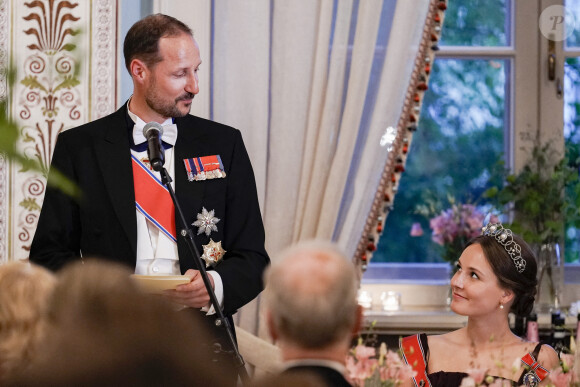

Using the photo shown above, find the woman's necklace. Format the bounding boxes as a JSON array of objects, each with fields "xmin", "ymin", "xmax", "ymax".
[
  {"xmin": 469, "ymin": 333, "xmax": 525, "ymax": 383},
  {"xmin": 468, "ymin": 337, "xmax": 479, "ymax": 369}
]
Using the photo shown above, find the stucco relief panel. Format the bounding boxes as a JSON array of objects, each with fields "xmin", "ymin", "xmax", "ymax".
[
  {"xmin": 1, "ymin": 0, "xmax": 117, "ymax": 261},
  {"xmin": 0, "ymin": 0, "xmax": 10, "ymax": 263}
]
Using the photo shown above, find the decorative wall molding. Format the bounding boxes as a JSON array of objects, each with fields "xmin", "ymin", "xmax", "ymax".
[
  {"xmin": 0, "ymin": 0, "xmax": 117, "ymax": 262},
  {"xmin": 13, "ymin": 0, "xmax": 85, "ymax": 259},
  {"xmin": 0, "ymin": 152, "xmax": 7, "ymax": 264},
  {"xmin": 91, "ymin": 0, "xmax": 117, "ymax": 120},
  {"xmin": 0, "ymin": 0, "xmax": 9, "ymax": 264}
]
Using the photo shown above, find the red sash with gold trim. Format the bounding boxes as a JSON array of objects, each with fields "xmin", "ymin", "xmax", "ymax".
[
  {"xmin": 131, "ymin": 155, "xmax": 177, "ymax": 242},
  {"xmin": 400, "ymin": 334, "xmax": 432, "ymax": 387}
]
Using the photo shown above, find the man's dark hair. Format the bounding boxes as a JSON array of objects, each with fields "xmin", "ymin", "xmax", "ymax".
[{"xmin": 123, "ymin": 14, "xmax": 192, "ymax": 72}]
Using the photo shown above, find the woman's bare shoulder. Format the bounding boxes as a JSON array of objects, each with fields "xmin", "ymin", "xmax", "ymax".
[
  {"xmin": 427, "ymin": 329, "xmax": 466, "ymax": 350},
  {"xmin": 430, "ymin": 328, "xmax": 465, "ymax": 341},
  {"xmin": 537, "ymin": 344, "xmax": 560, "ymax": 370}
]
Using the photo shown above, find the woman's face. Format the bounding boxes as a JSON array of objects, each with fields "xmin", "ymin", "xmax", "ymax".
[{"xmin": 450, "ymin": 243, "xmax": 507, "ymax": 317}]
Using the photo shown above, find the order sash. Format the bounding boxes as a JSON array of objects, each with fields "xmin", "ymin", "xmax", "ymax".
[
  {"xmin": 400, "ymin": 334, "xmax": 432, "ymax": 387},
  {"xmin": 131, "ymin": 155, "xmax": 177, "ymax": 242}
]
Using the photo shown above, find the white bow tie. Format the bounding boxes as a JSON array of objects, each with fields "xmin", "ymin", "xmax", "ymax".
[
  {"xmin": 130, "ymin": 114, "xmax": 178, "ymax": 147},
  {"xmin": 133, "ymin": 123, "xmax": 178, "ymax": 146}
]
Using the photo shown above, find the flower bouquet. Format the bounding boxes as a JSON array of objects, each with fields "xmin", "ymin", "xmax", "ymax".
[
  {"xmin": 545, "ymin": 352, "xmax": 579, "ymax": 387},
  {"xmin": 459, "ymin": 350, "xmax": 578, "ymax": 387},
  {"xmin": 459, "ymin": 362, "xmax": 520, "ymax": 387},
  {"xmin": 412, "ymin": 195, "xmax": 498, "ymax": 271},
  {"xmin": 346, "ymin": 340, "xmax": 416, "ymax": 387}
]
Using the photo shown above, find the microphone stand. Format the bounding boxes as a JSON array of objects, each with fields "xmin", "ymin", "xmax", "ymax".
[{"xmin": 157, "ymin": 165, "xmax": 250, "ymax": 386}]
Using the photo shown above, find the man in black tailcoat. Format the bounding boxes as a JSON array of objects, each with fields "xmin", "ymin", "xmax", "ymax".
[{"xmin": 30, "ymin": 14, "xmax": 269, "ymax": 383}]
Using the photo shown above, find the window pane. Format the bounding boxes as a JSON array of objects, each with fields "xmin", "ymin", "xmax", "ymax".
[
  {"xmin": 439, "ymin": 0, "xmax": 510, "ymax": 47},
  {"xmin": 565, "ymin": 0, "xmax": 580, "ymax": 48},
  {"xmin": 372, "ymin": 59, "xmax": 507, "ymax": 263},
  {"xmin": 563, "ymin": 57, "xmax": 580, "ymax": 264}
]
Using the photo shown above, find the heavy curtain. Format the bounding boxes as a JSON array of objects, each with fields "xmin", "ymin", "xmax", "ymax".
[{"xmin": 206, "ymin": 0, "xmax": 432, "ymax": 336}]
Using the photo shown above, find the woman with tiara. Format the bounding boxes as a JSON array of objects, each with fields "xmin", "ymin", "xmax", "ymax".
[{"xmin": 400, "ymin": 222, "xmax": 560, "ymax": 386}]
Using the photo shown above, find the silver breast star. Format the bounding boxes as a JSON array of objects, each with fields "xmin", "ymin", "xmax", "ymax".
[{"xmin": 192, "ymin": 207, "xmax": 220, "ymax": 236}]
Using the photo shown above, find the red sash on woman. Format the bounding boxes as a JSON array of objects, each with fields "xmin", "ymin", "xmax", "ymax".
[{"xmin": 400, "ymin": 334, "xmax": 432, "ymax": 387}]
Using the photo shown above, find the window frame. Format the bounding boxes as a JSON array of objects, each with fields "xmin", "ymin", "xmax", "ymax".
[{"xmin": 363, "ymin": 0, "xmax": 580, "ymax": 293}]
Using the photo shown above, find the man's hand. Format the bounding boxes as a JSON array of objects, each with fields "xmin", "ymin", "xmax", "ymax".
[{"xmin": 163, "ymin": 269, "xmax": 215, "ymax": 309}]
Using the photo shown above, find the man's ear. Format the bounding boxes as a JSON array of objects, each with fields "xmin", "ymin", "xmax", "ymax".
[
  {"xmin": 130, "ymin": 59, "xmax": 148, "ymax": 83},
  {"xmin": 265, "ymin": 310, "xmax": 278, "ymax": 342},
  {"xmin": 352, "ymin": 304, "xmax": 363, "ymax": 338}
]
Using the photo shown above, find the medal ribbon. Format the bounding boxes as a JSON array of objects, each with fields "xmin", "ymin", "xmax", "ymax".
[
  {"xmin": 400, "ymin": 335, "xmax": 432, "ymax": 387},
  {"xmin": 521, "ymin": 353, "xmax": 549, "ymax": 381},
  {"xmin": 131, "ymin": 155, "xmax": 177, "ymax": 242},
  {"xmin": 197, "ymin": 155, "xmax": 222, "ymax": 172},
  {"xmin": 184, "ymin": 155, "xmax": 225, "ymax": 180}
]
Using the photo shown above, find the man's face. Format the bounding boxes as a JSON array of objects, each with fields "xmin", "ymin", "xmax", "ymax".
[{"xmin": 144, "ymin": 33, "xmax": 201, "ymax": 119}]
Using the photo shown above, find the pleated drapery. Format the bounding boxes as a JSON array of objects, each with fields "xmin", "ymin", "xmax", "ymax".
[{"xmin": 159, "ymin": 0, "xmax": 431, "ymax": 341}]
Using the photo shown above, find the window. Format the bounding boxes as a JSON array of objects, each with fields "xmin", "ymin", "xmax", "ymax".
[
  {"xmin": 564, "ymin": 0, "xmax": 580, "ymax": 265},
  {"xmin": 366, "ymin": 0, "xmax": 580, "ymax": 284},
  {"xmin": 372, "ymin": 0, "xmax": 511, "ymax": 265}
]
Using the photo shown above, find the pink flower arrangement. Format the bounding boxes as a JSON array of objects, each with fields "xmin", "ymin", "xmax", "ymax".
[
  {"xmin": 459, "ymin": 349, "xmax": 580, "ymax": 387},
  {"xmin": 459, "ymin": 369, "xmax": 513, "ymax": 387},
  {"xmin": 459, "ymin": 361, "xmax": 521, "ymax": 387},
  {"xmin": 423, "ymin": 203, "xmax": 498, "ymax": 266},
  {"xmin": 549, "ymin": 367, "xmax": 573, "ymax": 387},
  {"xmin": 346, "ymin": 342, "xmax": 416, "ymax": 387},
  {"xmin": 547, "ymin": 352, "xmax": 579, "ymax": 387},
  {"xmin": 429, "ymin": 204, "xmax": 496, "ymax": 246}
]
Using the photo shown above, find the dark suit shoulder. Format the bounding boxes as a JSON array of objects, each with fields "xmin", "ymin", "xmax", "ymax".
[
  {"xmin": 175, "ymin": 114, "xmax": 241, "ymax": 139},
  {"xmin": 57, "ymin": 108, "xmax": 129, "ymax": 153},
  {"xmin": 283, "ymin": 366, "xmax": 353, "ymax": 387},
  {"xmin": 57, "ymin": 107, "xmax": 126, "ymax": 144}
]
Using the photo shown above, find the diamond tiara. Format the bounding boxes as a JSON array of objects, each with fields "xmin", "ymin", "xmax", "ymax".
[{"xmin": 481, "ymin": 222, "xmax": 526, "ymax": 273}]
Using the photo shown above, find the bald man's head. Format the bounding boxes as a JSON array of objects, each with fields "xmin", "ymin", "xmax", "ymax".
[{"xmin": 263, "ymin": 241, "xmax": 359, "ymax": 349}]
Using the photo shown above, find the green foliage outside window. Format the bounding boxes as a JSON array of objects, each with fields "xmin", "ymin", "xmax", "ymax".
[
  {"xmin": 374, "ymin": 0, "xmax": 580, "ymax": 265},
  {"xmin": 373, "ymin": 0, "xmax": 508, "ymax": 263},
  {"xmin": 373, "ymin": 59, "xmax": 505, "ymax": 263},
  {"xmin": 564, "ymin": 56, "xmax": 580, "ymax": 263},
  {"xmin": 439, "ymin": 0, "xmax": 508, "ymax": 46}
]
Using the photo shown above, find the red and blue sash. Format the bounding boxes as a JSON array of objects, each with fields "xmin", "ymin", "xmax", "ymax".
[
  {"xmin": 131, "ymin": 154, "xmax": 176, "ymax": 242},
  {"xmin": 400, "ymin": 334, "xmax": 432, "ymax": 387}
]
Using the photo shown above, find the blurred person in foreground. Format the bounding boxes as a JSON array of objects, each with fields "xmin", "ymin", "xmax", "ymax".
[
  {"xmin": 400, "ymin": 222, "xmax": 560, "ymax": 387},
  {"xmin": 260, "ymin": 241, "xmax": 362, "ymax": 387},
  {"xmin": 7, "ymin": 259, "xmax": 227, "ymax": 386},
  {"xmin": 0, "ymin": 262, "xmax": 56, "ymax": 382}
]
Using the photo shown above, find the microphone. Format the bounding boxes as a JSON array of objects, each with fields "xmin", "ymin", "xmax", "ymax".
[{"xmin": 143, "ymin": 122, "xmax": 165, "ymax": 172}]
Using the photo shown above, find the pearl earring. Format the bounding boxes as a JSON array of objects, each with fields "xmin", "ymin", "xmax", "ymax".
[{"xmin": 499, "ymin": 303, "xmax": 504, "ymax": 309}]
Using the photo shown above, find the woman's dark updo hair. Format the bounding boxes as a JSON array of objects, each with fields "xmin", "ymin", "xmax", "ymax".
[{"xmin": 465, "ymin": 233, "xmax": 537, "ymax": 317}]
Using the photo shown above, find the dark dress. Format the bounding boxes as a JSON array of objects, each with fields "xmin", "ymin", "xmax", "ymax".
[{"xmin": 402, "ymin": 333, "xmax": 546, "ymax": 387}]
